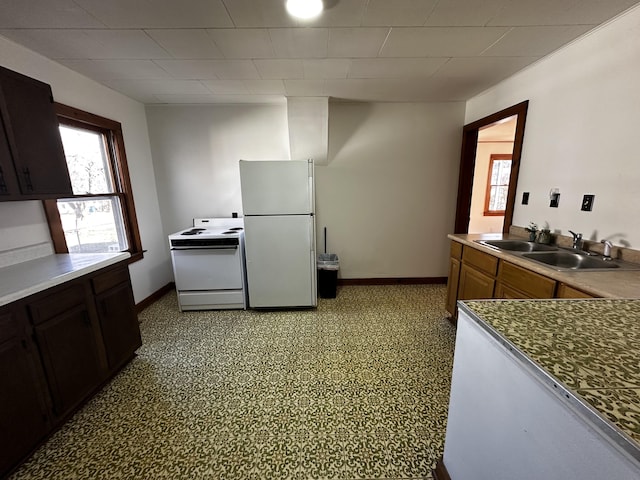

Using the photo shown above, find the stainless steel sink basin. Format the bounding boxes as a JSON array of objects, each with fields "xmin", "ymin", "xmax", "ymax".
[
  {"xmin": 522, "ymin": 251, "xmax": 640, "ymax": 271},
  {"xmin": 475, "ymin": 239, "xmax": 558, "ymax": 252}
]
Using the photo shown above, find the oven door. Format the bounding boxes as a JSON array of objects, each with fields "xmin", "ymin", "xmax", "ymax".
[{"xmin": 171, "ymin": 247, "xmax": 243, "ymax": 291}]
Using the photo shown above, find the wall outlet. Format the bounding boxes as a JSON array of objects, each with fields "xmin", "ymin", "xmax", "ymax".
[
  {"xmin": 550, "ymin": 193, "xmax": 560, "ymax": 208},
  {"xmin": 581, "ymin": 194, "xmax": 595, "ymax": 211},
  {"xmin": 522, "ymin": 192, "xmax": 530, "ymax": 205}
]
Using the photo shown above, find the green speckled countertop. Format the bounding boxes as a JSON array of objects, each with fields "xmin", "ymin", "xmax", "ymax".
[{"xmin": 461, "ymin": 298, "xmax": 640, "ymax": 455}]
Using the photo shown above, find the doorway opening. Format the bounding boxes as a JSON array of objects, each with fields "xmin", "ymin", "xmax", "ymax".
[{"xmin": 453, "ymin": 101, "xmax": 528, "ymax": 234}]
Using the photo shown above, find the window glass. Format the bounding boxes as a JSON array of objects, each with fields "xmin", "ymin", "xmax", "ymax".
[
  {"xmin": 485, "ymin": 156, "xmax": 512, "ymax": 215},
  {"xmin": 57, "ymin": 197, "xmax": 128, "ymax": 253},
  {"xmin": 59, "ymin": 125, "xmax": 114, "ymax": 194},
  {"xmin": 57, "ymin": 124, "xmax": 127, "ymax": 253}
]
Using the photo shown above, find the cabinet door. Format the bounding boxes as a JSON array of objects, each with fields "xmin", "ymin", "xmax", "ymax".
[
  {"xmin": 0, "ymin": 113, "xmax": 20, "ymax": 199},
  {"xmin": 0, "ymin": 66, "xmax": 72, "ymax": 197},
  {"xmin": 458, "ymin": 264, "xmax": 495, "ymax": 300},
  {"xmin": 0, "ymin": 308, "xmax": 50, "ymax": 477},
  {"xmin": 33, "ymin": 304, "xmax": 105, "ymax": 418},
  {"xmin": 96, "ymin": 281, "xmax": 141, "ymax": 371},
  {"xmin": 446, "ymin": 257, "xmax": 461, "ymax": 315}
]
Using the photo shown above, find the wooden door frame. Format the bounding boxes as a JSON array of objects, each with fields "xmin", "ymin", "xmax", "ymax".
[{"xmin": 453, "ymin": 100, "xmax": 529, "ymax": 234}]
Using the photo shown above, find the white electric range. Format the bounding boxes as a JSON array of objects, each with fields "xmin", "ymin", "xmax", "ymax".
[{"xmin": 168, "ymin": 218, "xmax": 247, "ymax": 311}]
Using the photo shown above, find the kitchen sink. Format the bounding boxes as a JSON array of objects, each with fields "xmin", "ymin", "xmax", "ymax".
[
  {"xmin": 521, "ymin": 251, "xmax": 640, "ymax": 271},
  {"xmin": 475, "ymin": 239, "xmax": 559, "ymax": 252}
]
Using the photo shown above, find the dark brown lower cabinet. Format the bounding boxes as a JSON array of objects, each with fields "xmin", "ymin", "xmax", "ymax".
[
  {"xmin": 33, "ymin": 303, "xmax": 106, "ymax": 417},
  {"xmin": 0, "ymin": 307, "xmax": 51, "ymax": 476},
  {"xmin": 0, "ymin": 261, "xmax": 140, "ymax": 477},
  {"xmin": 93, "ymin": 267, "xmax": 141, "ymax": 371}
]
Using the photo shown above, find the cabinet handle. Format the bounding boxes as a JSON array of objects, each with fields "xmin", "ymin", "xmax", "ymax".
[
  {"xmin": 0, "ymin": 166, "xmax": 6, "ymax": 193},
  {"xmin": 22, "ymin": 167, "xmax": 33, "ymax": 191}
]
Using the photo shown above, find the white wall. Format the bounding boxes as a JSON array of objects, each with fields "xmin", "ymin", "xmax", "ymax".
[
  {"xmin": 468, "ymin": 142, "xmax": 513, "ymax": 234},
  {"xmin": 317, "ymin": 102, "xmax": 464, "ymax": 278},
  {"xmin": 0, "ymin": 36, "xmax": 170, "ymax": 303},
  {"xmin": 148, "ymin": 102, "xmax": 464, "ymax": 279},
  {"xmin": 146, "ymin": 104, "xmax": 290, "ymax": 236},
  {"xmin": 465, "ymin": 4, "xmax": 640, "ymax": 248}
]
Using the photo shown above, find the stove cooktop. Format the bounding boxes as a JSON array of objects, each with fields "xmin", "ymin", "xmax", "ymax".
[{"xmin": 168, "ymin": 218, "xmax": 244, "ymax": 241}]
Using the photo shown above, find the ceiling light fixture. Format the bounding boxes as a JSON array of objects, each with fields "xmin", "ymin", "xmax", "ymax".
[{"xmin": 286, "ymin": 0, "xmax": 323, "ymax": 20}]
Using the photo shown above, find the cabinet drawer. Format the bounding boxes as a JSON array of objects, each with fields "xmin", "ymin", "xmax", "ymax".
[
  {"xmin": 28, "ymin": 284, "xmax": 86, "ymax": 325},
  {"xmin": 450, "ymin": 241, "xmax": 463, "ymax": 260},
  {"xmin": 462, "ymin": 247, "xmax": 498, "ymax": 276},
  {"xmin": 556, "ymin": 283, "xmax": 596, "ymax": 298},
  {"xmin": 498, "ymin": 261, "xmax": 556, "ymax": 298},
  {"xmin": 92, "ymin": 266, "xmax": 130, "ymax": 295}
]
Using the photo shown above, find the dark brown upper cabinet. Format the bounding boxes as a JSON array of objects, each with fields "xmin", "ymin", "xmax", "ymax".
[{"xmin": 0, "ymin": 65, "xmax": 72, "ymax": 200}]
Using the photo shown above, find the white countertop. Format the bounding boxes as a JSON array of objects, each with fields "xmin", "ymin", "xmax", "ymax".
[{"xmin": 0, "ymin": 252, "xmax": 131, "ymax": 307}]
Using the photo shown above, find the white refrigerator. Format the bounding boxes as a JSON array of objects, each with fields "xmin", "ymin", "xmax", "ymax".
[{"xmin": 239, "ymin": 159, "xmax": 317, "ymax": 308}]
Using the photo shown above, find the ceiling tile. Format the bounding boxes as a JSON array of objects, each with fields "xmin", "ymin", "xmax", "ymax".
[
  {"xmin": 349, "ymin": 58, "xmax": 448, "ymax": 78},
  {"xmin": 303, "ymin": 59, "xmax": 350, "ymax": 79},
  {"xmin": 486, "ymin": 0, "xmax": 639, "ymax": 26},
  {"xmin": 145, "ymin": 30, "xmax": 223, "ymax": 59},
  {"xmin": 380, "ymin": 26, "xmax": 510, "ymax": 57},
  {"xmin": 324, "ymin": 78, "xmax": 462, "ymax": 102},
  {"xmin": 58, "ymin": 59, "xmax": 171, "ymax": 80},
  {"xmin": 73, "ymin": 0, "xmax": 233, "ymax": 28},
  {"xmin": 201, "ymin": 79, "xmax": 287, "ymax": 96},
  {"xmin": 482, "ymin": 25, "xmax": 594, "ymax": 57},
  {"xmin": 222, "ymin": 0, "xmax": 298, "ymax": 27},
  {"xmin": 562, "ymin": 0, "xmax": 640, "ymax": 24},
  {"xmin": 268, "ymin": 28, "xmax": 329, "ymax": 58},
  {"xmin": 103, "ymin": 79, "xmax": 210, "ymax": 98},
  {"xmin": 254, "ymin": 59, "xmax": 304, "ymax": 79},
  {"xmin": 327, "ymin": 28, "xmax": 390, "ymax": 57},
  {"xmin": 433, "ymin": 56, "xmax": 540, "ymax": 82},
  {"xmin": 155, "ymin": 60, "xmax": 260, "ymax": 79},
  {"xmin": 284, "ymin": 79, "xmax": 328, "ymax": 96},
  {"xmin": 425, "ymin": 0, "xmax": 507, "ymax": 26},
  {"xmin": 202, "ymin": 80, "xmax": 250, "ymax": 94},
  {"xmin": 361, "ymin": 0, "xmax": 438, "ymax": 26},
  {"xmin": 0, "ymin": 0, "xmax": 106, "ymax": 28},
  {"xmin": 307, "ymin": 0, "xmax": 368, "ymax": 27},
  {"xmin": 152, "ymin": 93, "xmax": 285, "ymax": 104},
  {"xmin": 0, "ymin": 29, "xmax": 172, "ymax": 59},
  {"xmin": 206, "ymin": 29, "xmax": 275, "ymax": 58},
  {"xmin": 243, "ymin": 79, "xmax": 286, "ymax": 94}
]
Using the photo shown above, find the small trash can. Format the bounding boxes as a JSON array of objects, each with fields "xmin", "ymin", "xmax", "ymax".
[{"xmin": 317, "ymin": 253, "xmax": 339, "ymax": 298}]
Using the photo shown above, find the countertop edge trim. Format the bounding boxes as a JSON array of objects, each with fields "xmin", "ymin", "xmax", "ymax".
[
  {"xmin": 457, "ymin": 300, "xmax": 640, "ymax": 465},
  {"xmin": 0, "ymin": 253, "xmax": 131, "ymax": 308}
]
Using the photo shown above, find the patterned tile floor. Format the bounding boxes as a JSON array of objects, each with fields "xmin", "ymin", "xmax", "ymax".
[{"xmin": 10, "ymin": 285, "xmax": 456, "ymax": 480}]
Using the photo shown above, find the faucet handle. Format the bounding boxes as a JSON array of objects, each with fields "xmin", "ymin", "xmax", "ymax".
[
  {"xmin": 568, "ymin": 230, "xmax": 582, "ymax": 240},
  {"xmin": 601, "ymin": 239, "xmax": 613, "ymax": 258}
]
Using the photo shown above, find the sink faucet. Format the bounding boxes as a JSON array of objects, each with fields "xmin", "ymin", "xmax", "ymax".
[
  {"xmin": 568, "ymin": 230, "xmax": 583, "ymax": 250},
  {"xmin": 601, "ymin": 240, "xmax": 613, "ymax": 260}
]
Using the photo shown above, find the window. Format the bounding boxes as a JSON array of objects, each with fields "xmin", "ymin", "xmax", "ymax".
[
  {"xmin": 484, "ymin": 154, "xmax": 512, "ymax": 216},
  {"xmin": 43, "ymin": 104, "xmax": 143, "ymax": 261}
]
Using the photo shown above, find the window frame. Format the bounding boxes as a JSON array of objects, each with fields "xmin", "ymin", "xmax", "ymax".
[
  {"xmin": 43, "ymin": 103, "xmax": 143, "ymax": 262},
  {"xmin": 483, "ymin": 153, "xmax": 512, "ymax": 217}
]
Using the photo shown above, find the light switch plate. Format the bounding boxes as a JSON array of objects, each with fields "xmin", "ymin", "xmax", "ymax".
[
  {"xmin": 522, "ymin": 192, "xmax": 530, "ymax": 205},
  {"xmin": 550, "ymin": 193, "xmax": 560, "ymax": 208},
  {"xmin": 581, "ymin": 194, "xmax": 595, "ymax": 211}
]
